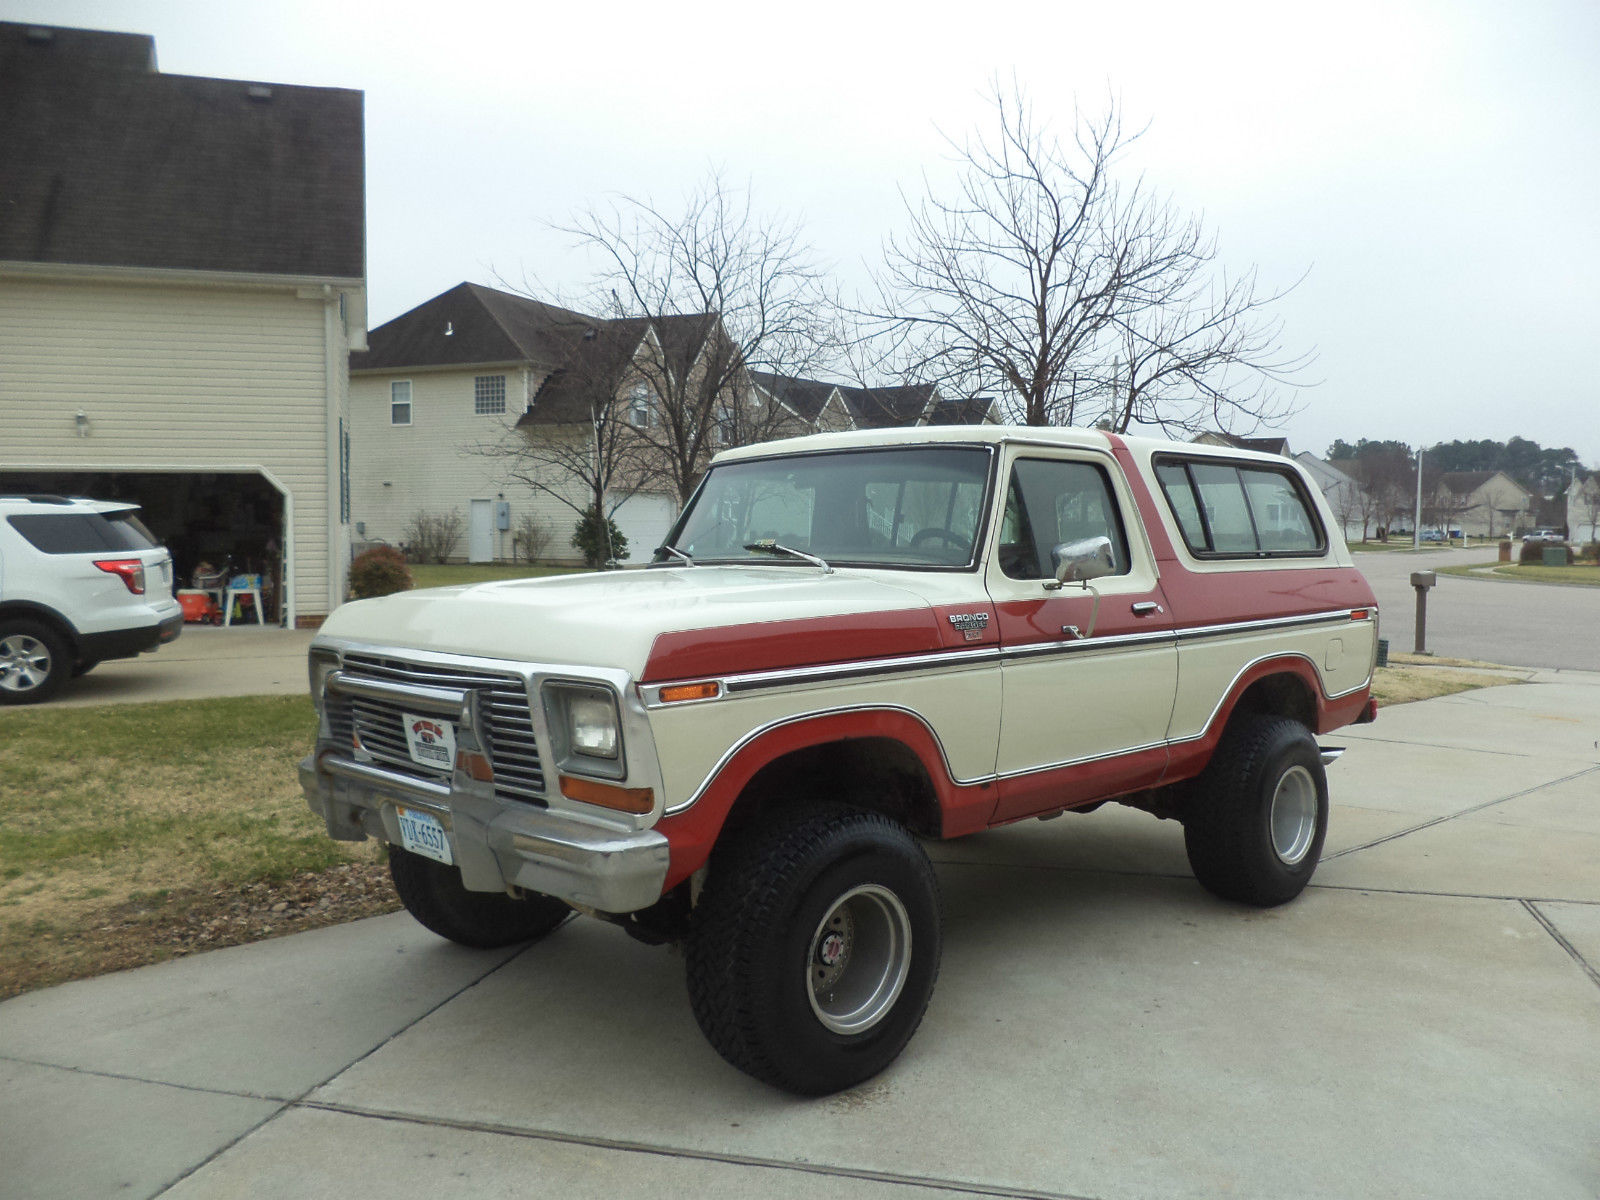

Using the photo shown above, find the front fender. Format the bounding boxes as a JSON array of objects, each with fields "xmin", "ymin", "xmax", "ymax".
[{"xmin": 655, "ymin": 707, "xmax": 994, "ymax": 890}]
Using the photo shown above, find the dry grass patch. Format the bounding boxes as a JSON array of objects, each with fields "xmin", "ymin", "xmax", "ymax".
[
  {"xmin": 1371, "ymin": 663, "xmax": 1526, "ymax": 706},
  {"xmin": 0, "ymin": 695, "xmax": 395, "ymax": 998}
]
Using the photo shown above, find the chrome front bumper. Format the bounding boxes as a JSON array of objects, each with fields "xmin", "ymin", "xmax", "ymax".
[{"xmin": 299, "ymin": 751, "xmax": 671, "ymax": 914}]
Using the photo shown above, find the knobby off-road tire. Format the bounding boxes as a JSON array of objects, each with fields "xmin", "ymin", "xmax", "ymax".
[
  {"xmin": 686, "ymin": 804, "xmax": 942, "ymax": 1096},
  {"xmin": 1184, "ymin": 713, "xmax": 1329, "ymax": 906},
  {"xmin": 388, "ymin": 847, "xmax": 571, "ymax": 948},
  {"xmin": 0, "ymin": 619, "xmax": 71, "ymax": 705}
]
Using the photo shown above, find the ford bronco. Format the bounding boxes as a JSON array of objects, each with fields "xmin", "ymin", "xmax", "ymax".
[{"xmin": 300, "ymin": 426, "xmax": 1378, "ymax": 1094}]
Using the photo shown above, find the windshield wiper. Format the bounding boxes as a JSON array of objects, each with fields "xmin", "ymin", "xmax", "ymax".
[
  {"xmin": 741, "ymin": 540, "xmax": 833, "ymax": 574},
  {"xmin": 657, "ymin": 542, "xmax": 694, "ymax": 567}
]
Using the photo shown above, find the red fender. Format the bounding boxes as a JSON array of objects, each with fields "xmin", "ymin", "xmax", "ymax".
[{"xmin": 654, "ymin": 708, "xmax": 995, "ymax": 890}]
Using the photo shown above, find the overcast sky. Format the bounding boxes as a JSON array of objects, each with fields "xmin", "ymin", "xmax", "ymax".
[{"xmin": 9, "ymin": 0, "xmax": 1598, "ymax": 468}]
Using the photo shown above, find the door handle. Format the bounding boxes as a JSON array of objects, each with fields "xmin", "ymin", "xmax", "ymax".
[{"xmin": 1131, "ymin": 601, "xmax": 1164, "ymax": 617}]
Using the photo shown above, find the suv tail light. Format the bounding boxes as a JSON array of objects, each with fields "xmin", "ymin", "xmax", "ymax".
[{"xmin": 94, "ymin": 558, "xmax": 147, "ymax": 594}]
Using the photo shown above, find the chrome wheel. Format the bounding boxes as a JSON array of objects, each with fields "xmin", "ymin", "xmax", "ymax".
[
  {"xmin": 0, "ymin": 634, "xmax": 52, "ymax": 695},
  {"xmin": 1270, "ymin": 765, "xmax": 1319, "ymax": 866},
  {"xmin": 807, "ymin": 884, "xmax": 912, "ymax": 1035}
]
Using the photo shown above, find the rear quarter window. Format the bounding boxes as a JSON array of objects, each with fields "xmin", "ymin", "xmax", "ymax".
[
  {"xmin": 1154, "ymin": 457, "xmax": 1326, "ymax": 558},
  {"xmin": 6, "ymin": 511, "xmax": 158, "ymax": 554}
]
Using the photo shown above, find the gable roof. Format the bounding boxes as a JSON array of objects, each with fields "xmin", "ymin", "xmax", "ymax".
[
  {"xmin": 0, "ymin": 21, "xmax": 363, "ymax": 278},
  {"xmin": 749, "ymin": 371, "xmax": 839, "ymax": 424},
  {"xmin": 515, "ymin": 312, "xmax": 721, "ymax": 426},
  {"xmin": 840, "ymin": 383, "xmax": 939, "ymax": 429},
  {"xmin": 1438, "ymin": 469, "xmax": 1528, "ymax": 498},
  {"xmin": 927, "ymin": 395, "xmax": 999, "ymax": 425},
  {"xmin": 351, "ymin": 283, "xmax": 599, "ymax": 372}
]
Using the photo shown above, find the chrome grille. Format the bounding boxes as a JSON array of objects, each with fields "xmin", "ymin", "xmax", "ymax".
[{"xmin": 327, "ymin": 652, "xmax": 546, "ymax": 806}]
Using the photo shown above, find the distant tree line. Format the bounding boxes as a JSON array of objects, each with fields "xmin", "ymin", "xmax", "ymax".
[{"xmin": 1327, "ymin": 436, "xmax": 1588, "ymax": 498}]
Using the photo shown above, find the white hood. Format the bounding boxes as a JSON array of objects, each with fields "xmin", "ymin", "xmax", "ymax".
[{"xmin": 318, "ymin": 566, "xmax": 940, "ymax": 676}]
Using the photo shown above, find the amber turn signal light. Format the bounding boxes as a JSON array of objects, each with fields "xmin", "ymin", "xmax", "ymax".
[
  {"xmin": 559, "ymin": 774, "xmax": 655, "ymax": 814},
  {"xmin": 658, "ymin": 681, "xmax": 720, "ymax": 703}
]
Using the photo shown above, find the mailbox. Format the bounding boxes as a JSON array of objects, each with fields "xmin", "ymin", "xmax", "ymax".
[{"xmin": 1410, "ymin": 571, "xmax": 1436, "ymax": 653}]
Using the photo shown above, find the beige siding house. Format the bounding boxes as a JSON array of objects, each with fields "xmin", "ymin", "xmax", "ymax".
[
  {"xmin": 350, "ymin": 285, "xmax": 685, "ymax": 565},
  {"xmin": 1433, "ymin": 471, "xmax": 1532, "ymax": 538},
  {"xmin": 0, "ymin": 22, "xmax": 365, "ymax": 625}
]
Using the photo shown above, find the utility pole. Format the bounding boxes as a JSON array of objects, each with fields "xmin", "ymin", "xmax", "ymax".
[{"xmin": 1413, "ymin": 446, "xmax": 1423, "ymax": 550}]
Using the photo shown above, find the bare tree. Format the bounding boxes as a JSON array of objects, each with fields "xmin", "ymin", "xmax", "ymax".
[
  {"xmin": 475, "ymin": 318, "xmax": 657, "ymax": 550},
  {"xmin": 873, "ymin": 82, "xmax": 1309, "ymax": 432},
  {"xmin": 560, "ymin": 173, "xmax": 835, "ymax": 503}
]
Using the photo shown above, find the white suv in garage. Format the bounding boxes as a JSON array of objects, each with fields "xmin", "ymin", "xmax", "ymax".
[{"xmin": 0, "ymin": 495, "xmax": 183, "ymax": 704}]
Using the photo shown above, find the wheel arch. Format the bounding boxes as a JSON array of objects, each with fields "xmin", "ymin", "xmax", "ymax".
[
  {"xmin": 0, "ymin": 601, "xmax": 81, "ymax": 655},
  {"xmin": 656, "ymin": 707, "xmax": 982, "ymax": 890}
]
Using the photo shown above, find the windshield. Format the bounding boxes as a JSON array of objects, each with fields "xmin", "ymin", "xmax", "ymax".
[{"xmin": 663, "ymin": 445, "xmax": 994, "ymax": 568}]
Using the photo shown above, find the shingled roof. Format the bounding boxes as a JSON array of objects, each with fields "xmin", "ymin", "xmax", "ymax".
[
  {"xmin": 839, "ymin": 383, "xmax": 939, "ymax": 429},
  {"xmin": 351, "ymin": 283, "xmax": 600, "ymax": 373},
  {"xmin": 749, "ymin": 370, "xmax": 839, "ymax": 424},
  {"xmin": 517, "ymin": 312, "xmax": 720, "ymax": 426},
  {"xmin": 0, "ymin": 22, "xmax": 364, "ymax": 278}
]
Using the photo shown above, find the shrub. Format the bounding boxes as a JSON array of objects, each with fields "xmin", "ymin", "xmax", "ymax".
[
  {"xmin": 571, "ymin": 505, "xmax": 628, "ymax": 568},
  {"xmin": 514, "ymin": 512, "xmax": 552, "ymax": 563},
  {"xmin": 348, "ymin": 544, "xmax": 413, "ymax": 599},
  {"xmin": 1519, "ymin": 540, "xmax": 1571, "ymax": 566},
  {"xmin": 402, "ymin": 509, "xmax": 464, "ymax": 564},
  {"xmin": 1579, "ymin": 542, "xmax": 1599, "ymax": 563}
]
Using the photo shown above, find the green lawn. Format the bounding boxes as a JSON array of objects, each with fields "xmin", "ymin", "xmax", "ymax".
[
  {"xmin": 0, "ymin": 695, "xmax": 386, "ymax": 996},
  {"xmin": 1348, "ymin": 539, "xmax": 1495, "ymax": 553},
  {"xmin": 408, "ymin": 563, "xmax": 585, "ymax": 588},
  {"xmin": 1437, "ymin": 562, "xmax": 1600, "ymax": 586}
]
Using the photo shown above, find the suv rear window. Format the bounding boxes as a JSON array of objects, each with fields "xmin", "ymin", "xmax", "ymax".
[
  {"xmin": 7, "ymin": 511, "xmax": 159, "ymax": 555},
  {"xmin": 1154, "ymin": 458, "xmax": 1325, "ymax": 558}
]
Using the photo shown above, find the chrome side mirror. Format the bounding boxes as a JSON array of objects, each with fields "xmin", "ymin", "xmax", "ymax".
[{"xmin": 1050, "ymin": 536, "xmax": 1115, "ymax": 586}]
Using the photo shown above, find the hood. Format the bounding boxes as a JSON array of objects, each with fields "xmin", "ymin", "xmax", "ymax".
[{"xmin": 318, "ymin": 566, "xmax": 941, "ymax": 676}]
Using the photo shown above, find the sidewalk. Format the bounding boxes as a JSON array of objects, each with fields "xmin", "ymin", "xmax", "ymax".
[{"xmin": 3, "ymin": 673, "xmax": 1598, "ymax": 1199}]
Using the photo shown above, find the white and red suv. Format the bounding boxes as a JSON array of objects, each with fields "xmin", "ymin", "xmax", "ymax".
[
  {"xmin": 300, "ymin": 426, "xmax": 1379, "ymax": 1093},
  {"xmin": 0, "ymin": 495, "xmax": 183, "ymax": 703}
]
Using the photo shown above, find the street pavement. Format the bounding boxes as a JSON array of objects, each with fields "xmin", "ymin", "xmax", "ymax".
[
  {"xmin": 3, "ymin": 669, "xmax": 1598, "ymax": 1199},
  {"xmin": 1352, "ymin": 545, "xmax": 1600, "ymax": 671}
]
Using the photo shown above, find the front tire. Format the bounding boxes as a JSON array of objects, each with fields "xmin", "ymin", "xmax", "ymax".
[
  {"xmin": 388, "ymin": 847, "xmax": 571, "ymax": 948},
  {"xmin": 1184, "ymin": 713, "xmax": 1329, "ymax": 906},
  {"xmin": 0, "ymin": 620, "xmax": 71, "ymax": 705},
  {"xmin": 686, "ymin": 804, "xmax": 942, "ymax": 1095}
]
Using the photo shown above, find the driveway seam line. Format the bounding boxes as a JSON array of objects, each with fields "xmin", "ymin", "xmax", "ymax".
[
  {"xmin": 1319, "ymin": 764, "xmax": 1600, "ymax": 860},
  {"xmin": 0, "ymin": 1054, "xmax": 287, "ymax": 1102},
  {"xmin": 1336, "ymin": 733, "xmax": 1534, "ymax": 758},
  {"xmin": 294, "ymin": 1099, "xmax": 1102, "ymax": 1200},
  {"xmin": 1521, "ymin": 900, "xmax": 1600, "ymax": 993},
  {"xmin": 152, "ymin": 943, "xmax": 530, "ymax": 1197}
]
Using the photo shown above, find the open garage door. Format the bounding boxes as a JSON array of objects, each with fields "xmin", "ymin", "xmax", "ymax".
[
  {"xmin": 0, "ymin": 469, "xmax": 289, "ymax": 624},
  {"xmin": 612, "ymin": 493, "xmax": 677, "ymax": 565}
]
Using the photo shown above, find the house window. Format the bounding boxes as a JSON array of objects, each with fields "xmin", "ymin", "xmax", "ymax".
[
  {"xmin": 626, "ymin": 383, "xmax": 654, "ymax": 429},
  {"xmin": 474, "ymin": 375, "xmax": 507, "ymax": 415},
  {"xmin": 391, "ymin": 381, "xmax": 412, "ymax": 426}
]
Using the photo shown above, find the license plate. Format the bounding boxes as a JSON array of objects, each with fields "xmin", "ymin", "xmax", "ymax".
[
  {"xmin": 396, "ymin": 806, "xmax": 452, "ymax": 865},
  {"xmin": 402, "ymin": 712, "xmax": 457, "ymax": 771}
]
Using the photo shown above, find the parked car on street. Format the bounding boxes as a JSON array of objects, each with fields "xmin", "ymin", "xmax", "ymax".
[
  {"xmin": 0, "ymin": 495, "xmax": 182, "ymax": 703},
  {"xmin": 299, "ymin": 427, "xmax": 1380, "ymax": 1093},
  {"xmin": 1522, "ymin": 529, "xmax": 1564, "ymax": 544}
]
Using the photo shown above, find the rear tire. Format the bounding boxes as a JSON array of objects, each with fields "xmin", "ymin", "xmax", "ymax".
[
  {"xmin": 0, "ymin": 620, "xmax": 71, "ymax": 705},
  {"xmin": 686, "ymin": 804, "xmax": 942, "ymax": 1095},
  {"xmin": 388, "ymin": 847, "xmax": 571, "ymax": 948},
  {"xmin": 1184, "ymin": 713, "xmax": 1328, "ymax": 906}
]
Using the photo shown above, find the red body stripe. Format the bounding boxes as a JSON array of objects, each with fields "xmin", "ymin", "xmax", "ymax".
[{"xmin": 642, "ymin": 608, "xmax": 942, "ymax": 683}]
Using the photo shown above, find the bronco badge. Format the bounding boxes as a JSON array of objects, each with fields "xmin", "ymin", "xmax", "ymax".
[{"xmin": 947, "ymin": 611, "xmax": 991, "ymax": 641}]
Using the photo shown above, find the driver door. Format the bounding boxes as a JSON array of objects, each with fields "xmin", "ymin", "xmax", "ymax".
[{"xmin": 985, "ymin": 449, "xmax": 1179, "ymax": 822}]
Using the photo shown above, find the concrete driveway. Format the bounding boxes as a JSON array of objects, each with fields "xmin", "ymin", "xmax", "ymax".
[{"xmin": 4, "ymin": 669, "xmax": 1598, "ymax": 1199}]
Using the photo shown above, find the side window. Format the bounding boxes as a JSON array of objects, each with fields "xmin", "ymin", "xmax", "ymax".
[
  {"xmin": 998, "ymin": 458, "xmax": 1129, "ymax": 580},
  {"xmin": 1156, "ymin": 456, "xmax": 1325, "ymax": 557},
  {"xmin": 390, "ymin": 381, "xmax": 412, "ymax": 426}
]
